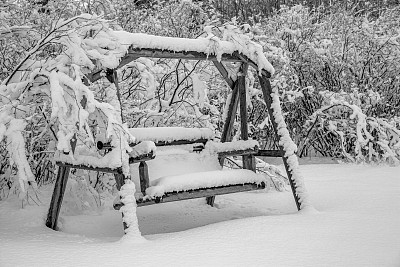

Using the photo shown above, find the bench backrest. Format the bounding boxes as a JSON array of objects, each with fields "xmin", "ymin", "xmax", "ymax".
[
  {"xmin": 128, "ymin": 127, "xmax": 217, "ymax": 190},
  {"xmin": 127, "ymin": 127, "xmax": 260, "ymax": 192}
]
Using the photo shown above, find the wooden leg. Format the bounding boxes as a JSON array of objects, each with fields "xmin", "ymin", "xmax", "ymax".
[
  {"xmin": 206, "ymin": 196, "xmax": 215, "ymax": 207},
  {"xmin": 114, "ymin": 173, "xmax": 128, "ymax": 231},
  {"xmin": 242, "ymin": 155, "xmax": 256, "ymax": 172},
  {"xmin": 114, "ymin": 173, "xmax": 125, "ymax": 191},
  {"xmin": 46, "ymin": 165, "xmax": 71, "ymax": 230},
  {"xmin": 139, "ymin": 161, "xmax": 149, "ymax": 195},
  {"xmin": 259, "ymin": 75, "xmax": 301, "ymax": 210}
]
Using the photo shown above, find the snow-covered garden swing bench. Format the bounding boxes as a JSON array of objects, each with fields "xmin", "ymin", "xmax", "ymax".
[{"xmin": 46, "ymin": 32, "xmax": 309, "ymax": 233}]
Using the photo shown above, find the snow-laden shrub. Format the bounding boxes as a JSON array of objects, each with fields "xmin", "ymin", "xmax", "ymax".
[
  {"xmin": 224, "ymin": 156, "xmax": 288, "ymax": 191},
  {"xmin": 0, "ymin": 14, "xmax": 134, "ymax": 197},
  {"xmin": 61, "ymin": 170, "xmax": 101, "ymax": 215},
  {"xmin": 301, "ymin": 91, "xmax": 400, "ymax": 165},
  {"xmin": 246, "ymin": 4, "xmax": 400, "ymax": 161}
]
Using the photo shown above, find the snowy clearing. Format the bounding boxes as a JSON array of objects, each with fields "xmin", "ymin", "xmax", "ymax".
[{"xmin": 1, "ymin": 163, "xmax": 399, "ymax": 266}]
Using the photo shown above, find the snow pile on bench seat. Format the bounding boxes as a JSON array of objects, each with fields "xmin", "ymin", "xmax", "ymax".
[
  {"xmin": 145, "ymin": 169, "xmax": 265, "ymax": 197},
  {"xmin": 128, "ymin": 127, "xmax": 214, "ymax": 143}
]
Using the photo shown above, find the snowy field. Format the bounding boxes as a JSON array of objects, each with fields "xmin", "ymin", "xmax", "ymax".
[{"xmin": 1, "ymin": 163, "xmax": 399, "ymax": 266}]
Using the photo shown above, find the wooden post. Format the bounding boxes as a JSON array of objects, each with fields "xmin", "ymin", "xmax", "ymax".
[
  {"xmin": 220, "ymin": 82, "xmax": 240, "ymax": 152},
  {"xmin": 258, "ymin": 75, "xmax": 301, "ymax": 210},
  {"xmin": 207, "ymin": 62, "xmax": 241, "ymax": 206},
  {"xmin": 114, "ymin": 172, "xmax": 128, "ymax": 231},
  {"xmin": 106, "ymin": 69, "xmax": 124, "ymax": 123},
  {"xmin": 237, "ymin": 64, "xmax": 256, "ymax": 172},
  {"xmin": 139, "ymin": 161, "xmax": 150, "ymax": 195},
  {"xmin": 46, "ymin": 165, "xmax": 71, "ymax": 230}
]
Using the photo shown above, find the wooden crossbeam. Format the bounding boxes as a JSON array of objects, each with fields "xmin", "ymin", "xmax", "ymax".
[
  {"xmin": 121, "ymin": 48, "xmax": 271, "ymax": 79},
  {"xmin": 86, "ymin": 48, "xmax": 271, "ymax": 84},
  {"xmin": 124, "ymin": 48, "xmax": 242, "ymax": 64}
]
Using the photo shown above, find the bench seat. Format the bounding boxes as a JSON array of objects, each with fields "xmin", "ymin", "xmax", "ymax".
[
  {"xmin": 113, "ymin": 169, "xmax": 265, "ymax": 209},
  {"xmin": 146, "ymin": 169, "xmax": 265, "ymax": 197}
]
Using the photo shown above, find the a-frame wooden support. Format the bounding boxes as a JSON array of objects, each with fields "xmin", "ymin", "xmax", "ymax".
[
  {"xmin": 211, "ymin": 62, "xmax": 301, "ymax": 210},
  {"xmin": 46, "ymin": 69, "xmax": 129, "ymax": 231},
  {"xmin": 207, "ymin": 62, "xmax": 251, "ymax": 206}
]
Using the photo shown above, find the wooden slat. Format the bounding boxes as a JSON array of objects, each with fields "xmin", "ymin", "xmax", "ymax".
[
  {"xmin": 114, "ymin": 182, "xmax": 265, "ymax": 209},
  {"xmin": 256, "ymin": 149, "xmax": 284, "ymax": 157},
  {"xmin": 258, "ymin": 75, "xmax": 301, "ymax": 210},
  {"xmin": 149, "ymin": 139, "xmax": 208, "ymax": 147},
  {"xmin": 56, "ymin": 152, "xmax": 154, "ymax": 172},
  {"xmin": 97, "ymin": 139, "xmax": 208, "ymax": 150},
  {"xmin": 217, "ymin": 147, "xmax": 258, "ymax": 158},
  {"xmin": 46, "ymin": 166, "xmax": 71, "ymax": 230},
  {"xmin": 55, "ymin": 162, "xmax": 122, "ymax": 174}
]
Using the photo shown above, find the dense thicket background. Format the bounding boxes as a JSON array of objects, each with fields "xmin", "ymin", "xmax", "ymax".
[{"xmin": 1, "ymin": 0, "xmax": 399, "ymax": 201}]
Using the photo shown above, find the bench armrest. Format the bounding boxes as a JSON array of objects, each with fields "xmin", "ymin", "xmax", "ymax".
[
  {"xmin": 128, "ymin": 141, "xmax": 156, "ymax": 163},
  {"xmin": 217, "ymin": 147, "xmax": 259, "ymax": 157},
  {"xmin": 205, "ymin": 140, "xmax": 259, "ymax": 157}
]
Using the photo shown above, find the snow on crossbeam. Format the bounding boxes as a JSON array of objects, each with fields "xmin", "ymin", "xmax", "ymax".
[
  {"xmin": 112, "ymin": 32, "xmax": 274, "ymax": 77},
  {"xmin": 145, "ymin": 169, "xmax": 265, "ymax": 198}
]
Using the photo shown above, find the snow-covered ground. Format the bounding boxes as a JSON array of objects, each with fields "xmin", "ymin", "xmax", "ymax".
[{"xmin": 1, "ymin": 164, "xmax": 399, "ymax": 266}]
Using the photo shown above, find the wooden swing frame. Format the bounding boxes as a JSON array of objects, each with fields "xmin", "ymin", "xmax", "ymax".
[{"xmin": 45, "ymin": 46, "xmax": 302, "ymax": 231}]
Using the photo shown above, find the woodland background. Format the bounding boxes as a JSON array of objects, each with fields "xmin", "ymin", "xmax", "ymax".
[{"xmin": 1, "ymin": 0, "xmax": 399, "ymax": 202}]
